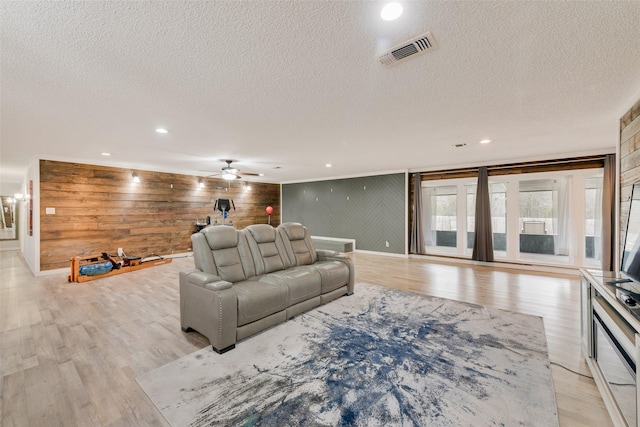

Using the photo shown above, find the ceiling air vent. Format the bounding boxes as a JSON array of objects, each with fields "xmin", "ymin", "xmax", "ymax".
[{"xmin": 377, "ymin": 32, "xmax": 437, "ymax": 66}]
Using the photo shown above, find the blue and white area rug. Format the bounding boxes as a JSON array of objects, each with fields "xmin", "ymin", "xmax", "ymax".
[{"xmin": 137, "ymin": 283, "xmax": 558, "ymax": 426}]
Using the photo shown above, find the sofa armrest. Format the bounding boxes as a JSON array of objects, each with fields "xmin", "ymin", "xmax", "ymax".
[
  {"xmin": 317, "ymin": 249, "xmax": 339, "ymax": 258},
  {"xmin": 179, "ymin": 269, "xmax": 238, "ymax": 352},
  {"xmin": 181, "ymin": 269, "xmax": 233, "ymax": 291},
  {"xmin": 316, "ymin": 252, "xmax": 355, "ymax": 295}
]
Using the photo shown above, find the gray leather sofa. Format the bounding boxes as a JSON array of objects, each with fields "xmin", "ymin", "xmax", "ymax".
[{"xmin": 179, "ymin": 222, "xmax": 355, "ymax": 353}]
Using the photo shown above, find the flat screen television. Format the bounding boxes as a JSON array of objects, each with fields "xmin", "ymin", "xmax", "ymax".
[{"xmin": 621, "ymin": 183, "xmax": 640, "ymax": 282}]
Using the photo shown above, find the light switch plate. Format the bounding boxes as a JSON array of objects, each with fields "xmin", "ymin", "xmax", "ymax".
[{"xmin": 45, "ymin": 207, "xmax": 55, "ymax": 215}]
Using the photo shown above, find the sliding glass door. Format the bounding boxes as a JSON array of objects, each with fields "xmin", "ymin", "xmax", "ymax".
[
  {"xmin": 585, "ymin": 174, "xmax": 604, "ymax": 267},
  {"xmin": 420, "ymin": 169, "xmax": 603, "ymax": 268},
  {"xmin": 518, "ymin": 177, "xmax": 571, "ymax": 262}
]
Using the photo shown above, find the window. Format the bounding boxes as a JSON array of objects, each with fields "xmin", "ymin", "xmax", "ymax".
[
  {"xmin": 516, "ymin": 177, "xmax": 571, "ymax": 262},
  {"xmin": 423, "ymin": 185, "xmax": 457, "ymax": 250},
  {"xmin": 466, "ymin": 185, "xmax": 476, "ymax": 252},
  {"xmin": 517, "ymin": 179, "xmax": 571, "ymax": 260},
  {"xmin": 585, "ymin": 175, "xmax": 603, "ymax": 263},
  {"xmin": 491, "ymin": 183, "xmax": 507, "ymax": 256},
  {"xmin": 519, "ymin": 180, "xmax": 553, "ymax": 237},
  {"xmin": 419, "ymin": 168, "xmax": 603, "ymax": 268}
]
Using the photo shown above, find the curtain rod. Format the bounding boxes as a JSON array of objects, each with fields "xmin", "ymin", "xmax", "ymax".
[{"xmin": 417, "ymin": 154, "xmax": 609, "ymax": 178}]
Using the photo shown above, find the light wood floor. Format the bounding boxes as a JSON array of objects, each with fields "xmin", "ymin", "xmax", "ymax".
[{"xmin": 1, "ymin": 250, "xmax": 612, "ymax": 426}]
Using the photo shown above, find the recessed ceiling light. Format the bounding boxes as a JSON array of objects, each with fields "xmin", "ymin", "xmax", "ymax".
[
  {"xmin": 325, "ymin": 163, "xmax": 332, "ymax": 168},
  {"xmin": 155, "ymin": 128, "xmax": 168, "ymax": 134},
  {"xmin": 259, "ymin": 173, "xmax": 265, "ymax": 177},
  {"xmin": 381, "ymin": 2, "xmax": 403, "ymax": 21},
  {"xmin": 101, "ymin": 152, "xmax": 111, "ymax": 156},
  {"xmin": 480, "ymin": 139, "xmax": 492, "ymax": 144}
]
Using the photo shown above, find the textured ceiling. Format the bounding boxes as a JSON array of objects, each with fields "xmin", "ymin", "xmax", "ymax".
[{"xmin": 2, "ymin": 1, "xmax": 640, "ymax": 184}]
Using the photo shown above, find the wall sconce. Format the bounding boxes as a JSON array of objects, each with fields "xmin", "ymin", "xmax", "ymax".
[
  {"xmin": 244, "ymin": 183, "xmax": 252, "ymax": 191},
  {"xmin": 13, "ymin": 193, "xmax": 24, "ymax": 201},
  {"xmin": 198, "ymin": 179, "xmax": 205, "ymax": 188},
  {"xmin": 132, "ymin": 173, "xmax": 140, "ymax": 183}
]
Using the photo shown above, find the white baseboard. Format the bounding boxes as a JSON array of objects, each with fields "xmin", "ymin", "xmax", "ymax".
[
  {"xmin": 162, "ymin": 252, "xmax": 193, "ymax": 259},
  {"xmin": 36, "ymin": 266, "xmax": 68, "ymax": 277},
  {"xmin": 354, "ymin": 249, "xmax": 408, "ymax": 258}
]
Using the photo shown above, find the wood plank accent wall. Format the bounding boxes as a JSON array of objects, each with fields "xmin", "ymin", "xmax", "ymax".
[
  {"xmin": 619, "ymin": 98, "xmax": 640, "ymax": 256},
  {"xmin": 39, "ymin": 160, "xmax": 280, "ymax": 271}
]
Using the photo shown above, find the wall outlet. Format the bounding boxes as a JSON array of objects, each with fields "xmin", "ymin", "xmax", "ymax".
[
  {"xmin": 385, "ymin": 241, "xmax": 390, "ymax": 247},
  {"xmin": 117, "ymin": 248, "xmax": 124, "ymax": 256}
]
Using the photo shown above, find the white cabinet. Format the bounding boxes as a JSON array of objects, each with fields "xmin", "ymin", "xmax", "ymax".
[{"xmin": 580, "ymin": 269, "xmax": 640, "ymax": 427}]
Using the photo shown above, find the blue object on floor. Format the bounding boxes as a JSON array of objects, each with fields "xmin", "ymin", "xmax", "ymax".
[{"xmin": 79, "ymin": 261, "xmax": 113, "ymax": 276}]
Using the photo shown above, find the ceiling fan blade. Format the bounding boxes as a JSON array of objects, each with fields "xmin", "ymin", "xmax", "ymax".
[{"xmin": 199, "ymin": 160, "xmax": 262, "ymax": 179}]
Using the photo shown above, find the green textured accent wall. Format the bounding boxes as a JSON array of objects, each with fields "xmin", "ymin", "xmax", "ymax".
[{"xmin": 282, "ymin": 173, "xmax": 406, "ymax": 254}]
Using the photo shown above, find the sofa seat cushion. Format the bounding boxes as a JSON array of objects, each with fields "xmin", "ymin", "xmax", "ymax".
[
  {"xmin": 261, "ymin": 266, "xmax": 321, "ymax": 307},
  {"xmin": 314, "ymin": 261, "xmax": 350, "ymax": 293},
  {"xmin": 234, "ymin": 280, "xmax": 288, "ymax": 327}
]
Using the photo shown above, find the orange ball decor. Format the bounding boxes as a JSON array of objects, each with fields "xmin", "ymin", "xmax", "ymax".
[{"xmin": 266, "ymin": 206, "xmax": 273, "ymax": 224}]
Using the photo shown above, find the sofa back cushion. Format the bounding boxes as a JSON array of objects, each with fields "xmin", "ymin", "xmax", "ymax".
[
  {"xmin": 278, "ymin": 222, "xmax": 318, "ymax": 266},
  {"xmin": 244, "ymin": 224, "xmax": 291, "ymax": 275},
  {"xmin": 191, "ymin": 226, "xmax": 255, "ymax": 282}
]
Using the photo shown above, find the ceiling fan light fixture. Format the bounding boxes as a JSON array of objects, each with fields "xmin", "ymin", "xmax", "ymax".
[
  {"xmin": 204, "ymin": 160, "xmax": 260, "ymax": 179},
  {"xmin": 222, "ymin": 172, "xmax": 238, "ymax": 180}
]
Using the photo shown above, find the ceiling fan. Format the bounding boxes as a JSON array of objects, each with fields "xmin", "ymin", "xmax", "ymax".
[{"xmin": 205, "ymin": 160, "xmax": 261, "ymax": 180}]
